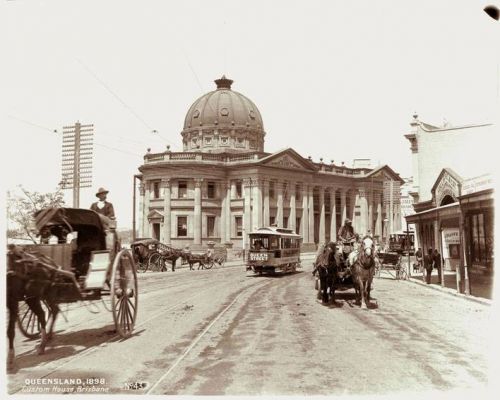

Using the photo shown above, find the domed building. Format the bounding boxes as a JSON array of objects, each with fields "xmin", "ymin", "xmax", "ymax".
[{"xmin": 136, "ymin": 76, "xmax": 403, "ymax": 250}]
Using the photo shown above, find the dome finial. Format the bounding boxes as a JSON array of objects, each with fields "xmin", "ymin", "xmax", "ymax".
[{"xmin": 215, "ymin": 75, "xmax": 233, "ymax": 90}]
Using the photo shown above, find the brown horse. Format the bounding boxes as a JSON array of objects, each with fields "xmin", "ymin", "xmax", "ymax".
[
  {"xmin": 348, "ymin": 236, "xmax": 376, "ymax": 308},
  {"xmin": 313, "ymin": 242, "xmax": 338, "ymax": 303},
  {"xmin": 7, "ymin": 245, "xmax": 60, "ymax": 368}
]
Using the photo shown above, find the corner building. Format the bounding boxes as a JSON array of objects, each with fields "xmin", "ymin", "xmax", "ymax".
[{"xmin": 137, "ymin": 76, "xmax": 403, "ymax": 250}]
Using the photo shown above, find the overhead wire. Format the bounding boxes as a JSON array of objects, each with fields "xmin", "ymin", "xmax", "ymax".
[{"xmin": 75, "ymin": 58, "xmax": 177, "ymax": 148}]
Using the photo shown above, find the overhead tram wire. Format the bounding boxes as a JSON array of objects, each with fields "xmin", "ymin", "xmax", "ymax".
[
  {"xmin": 8, "ymin": 115, "xmax": 143, "ymax": 158},
  {"xmin": 75, "ymin": 58, "xmax": 177, "ymax": 149}
]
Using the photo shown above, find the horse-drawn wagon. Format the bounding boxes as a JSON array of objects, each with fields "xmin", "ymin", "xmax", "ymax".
[
  {"xmin": 131, "ymin": 238, "xmax": 182, "ymax": 272},
  {"xmin": 314, "ymin": 236, "xmax": 376, "ymax": 308},
  {"xmin": 7, "ymin": 207, "xmax": 138, "ymax": 366}
]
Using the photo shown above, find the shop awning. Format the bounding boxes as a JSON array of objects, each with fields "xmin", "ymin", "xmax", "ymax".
[{"xmin": 405, "ymin": 202, "xmax": 460, "ymax": 223}]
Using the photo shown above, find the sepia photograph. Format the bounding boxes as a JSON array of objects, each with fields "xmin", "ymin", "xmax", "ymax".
[{"xmin": 1, "ymin": 0, "xmax": 498, "ymax": 397}]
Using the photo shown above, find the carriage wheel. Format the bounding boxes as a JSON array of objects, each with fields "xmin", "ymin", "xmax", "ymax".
[
  {"xmin": 148, "ymin": 253, "xmax": 163, "ymax": 272},
  {"xmin": 204, "ymin": 259, "xmax": 214, "ymax": 269},
  {"xmin": 17, "ymin": 300, "xmax": 52, "ymax": 339},
  {"xmin": 111, "ymin": 249, "xmax": 138, "ymax": 338},
  {"xmin": 136, "ymin": 261, "xmax": 148, "ymax": 273}
]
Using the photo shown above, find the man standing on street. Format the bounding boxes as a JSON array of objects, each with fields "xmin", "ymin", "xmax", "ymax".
[
  {"xmin": 423, "ymin": 248, "xmax": 434, "ymax": 284},
  {"xmin": 433, "ymin": 249, "xmax": 443, "ymax": 285}
]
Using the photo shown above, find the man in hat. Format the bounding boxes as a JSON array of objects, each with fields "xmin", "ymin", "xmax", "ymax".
[
  {"xmin": 337, "ymin": 218, "xmax": 356, "ymax": 243},
  {"xmin": 90, "ymin": 187, "xmax": 116, "ymax": 220}
]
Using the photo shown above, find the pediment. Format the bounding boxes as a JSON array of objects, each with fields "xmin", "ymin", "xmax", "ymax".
[
  {"xmin": 147, "ymin": 209, "xmax": 164, "ymax": 220},
  {"xmin": 258, "ymin": 148, "xmax": 317, "ymax": 171},
  {"xmin": 431, "ymin": 168, "xmax": 463, "ymax": 206}
]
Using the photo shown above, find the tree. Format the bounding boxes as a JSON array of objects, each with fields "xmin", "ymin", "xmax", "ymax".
[{"xmin": 7, "ymin": 186, "xmax": 66, "ymax": 243}]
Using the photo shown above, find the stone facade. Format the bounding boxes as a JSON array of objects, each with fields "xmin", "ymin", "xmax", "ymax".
[{"xmin": 137, "ymin": 77, "xmax": 404, "ymax": 249}]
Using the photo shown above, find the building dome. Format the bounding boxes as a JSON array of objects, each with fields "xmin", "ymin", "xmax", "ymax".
[{"xmin": 181, "ymin": 76, "xmax": 265, "ymax": 153}]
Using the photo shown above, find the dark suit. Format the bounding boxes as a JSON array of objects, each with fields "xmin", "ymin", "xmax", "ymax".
[
  {"xmin": 423, "ymin": 254, "xmax": 433, "ymax": 284},
  {"xmin": 433, "ymin": 252, "xmax": 442, "ymax": 284},
  {"xmin": 90, "ymin": 201, "xmax": 115, "ymax": 219}
]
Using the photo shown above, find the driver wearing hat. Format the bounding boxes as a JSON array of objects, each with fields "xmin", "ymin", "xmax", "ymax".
[
  {"xmin": 338, "ymin": 218, "xmax": 356, "ymax": 242},
  {"xmin": 90, "ymin": 187, "xmax": 116, "ymax": 220}
]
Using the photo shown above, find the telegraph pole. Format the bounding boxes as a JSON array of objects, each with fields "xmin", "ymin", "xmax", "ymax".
[{"xmin": 61, "ymin": 122, "xmax": 94, "ymax": 207}]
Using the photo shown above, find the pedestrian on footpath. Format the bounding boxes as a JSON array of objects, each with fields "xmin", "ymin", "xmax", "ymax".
[
  {"xmin": 423, "ymin": 248, "xmax": 434, "ymax": 284},
  {"xmin": 433, "ymin": 249, "xmax": 443, "ymax": 285}
]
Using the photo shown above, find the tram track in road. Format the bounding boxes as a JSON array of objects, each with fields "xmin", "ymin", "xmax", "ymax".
[
  {"xmin": 7, "ymin": 271, "xmax": 276, "ymax": 395},
  {"xmin": 145, "ymin": 272, "xmax": 305, "ymax": 395}
]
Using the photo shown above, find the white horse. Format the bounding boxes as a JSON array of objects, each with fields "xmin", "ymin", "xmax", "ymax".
[{"xmin": 348, "ymin": 236, "xmax": 376, "ymax": 308}]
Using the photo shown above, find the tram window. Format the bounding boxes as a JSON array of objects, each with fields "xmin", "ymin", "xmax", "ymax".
[
  {"xmin": 251, "ymin": 238, "xmax": 268, "ymax": 250},
  {"xmin": 269, "ymin": 237, "xmax": 279, "ymax": 249}
]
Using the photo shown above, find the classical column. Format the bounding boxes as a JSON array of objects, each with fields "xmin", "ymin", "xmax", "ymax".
[
  {"xmin": 340, "ymin": 188, "xmax": 347, "ymax": 226},
  {"xmin": 330, "ymin": 187, "xmax": 337, "ymax": 242},
  {"xmin": 308, "ymin": 185, "xmax": 315, "ymax": 243},
  {"xmin": 194, "ymin": 178, "xmax": 203, "ymax": 244},
  {"xmin": 319, "ymin": 186, "xmax": 326, "ymax": 244},
  {"xmin": 243, "ymin": 178, "xmax": 252, "ymax": 248},
  {"xmin": 162, "ymin": 178, "xmax": 171, "ymax": 244},
  {"xmin": 276, "ymin": 181, "xmax": 284, "ymax": 228},
  {"xmin": 220, "ymin": 182, "xmax": 227, "ymax": 242},
  {"xmin": 368, "ymin": 190, "xmax": 373, "ymax": 235},
  {"xmin": 289, "ymin": 183, "xmax": 296, "ymax": 233},
  {"xmin": 225, "ymin": 182, "xmax": 231, "ymax": 242},
  {"xmin": 301, "ymin": 184, "xmax": 309, "ymax": 241},
  {"xmin": 138, "ymin": 182, "xmax": 145, "ymax": 238},
  {"xmin": 143, "ymin": 180, "xmax": 151, "ymax": 237},
  {"xmin": 263, "ymin": 179, "xmax": 270, "ymax": 226},
  {"xmin": 252, "ymin": 178, "xmax": 262, "ymax": 229},
  {"xmin": 389, "ymin": 179, "xmax": 394, "ymax": 234},
  {"xmin": 352, "ymin": 190, "xmax": 361, "ymax": 233},
  {"xmin": 375, "ymin": 192, "xmax": 383, "ymax": 238},
  {"xmin": 230, "ymin": 180, "xmax": 237, "ymax": 199},
  {"xmin": 358, "ymin": 188, "xmax": 368, "ymax": 235}
]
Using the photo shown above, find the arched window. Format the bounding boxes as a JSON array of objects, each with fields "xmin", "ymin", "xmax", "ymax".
[{"xmin": 440, "ymin": 195, "xmax": 456, "ymax": 206}]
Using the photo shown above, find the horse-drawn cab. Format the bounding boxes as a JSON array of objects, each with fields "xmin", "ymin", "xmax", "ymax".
[
  {"xmin": 246, "ymin": 227, "xmax": 302, "ymax": 274},
  {"xmin": 23, "ymin": 207, "xmax": 125, "ymax": 295}
]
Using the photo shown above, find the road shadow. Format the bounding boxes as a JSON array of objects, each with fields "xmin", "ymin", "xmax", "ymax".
[
  {"xmin": 8, "ymin": 324, "xmax": 141, "ymax": 372},
  {"xmin": 247, "ymin": 270, "xmax": 303, "ymax": 279}
]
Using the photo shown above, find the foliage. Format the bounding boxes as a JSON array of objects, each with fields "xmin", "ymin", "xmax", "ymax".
[{"xmin": 7, "ymin": 186, "xmax": 65, "ymax": 243}]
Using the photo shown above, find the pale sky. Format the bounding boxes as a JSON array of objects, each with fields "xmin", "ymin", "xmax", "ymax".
[{"xmin": 1, "ymin": 0, "xmax": 499, "ymax": 229}]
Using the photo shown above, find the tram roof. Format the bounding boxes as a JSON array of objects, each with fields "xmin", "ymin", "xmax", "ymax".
[{"xmin": 249, "ymin": 226, "xmax": 302, "ymax": 238}]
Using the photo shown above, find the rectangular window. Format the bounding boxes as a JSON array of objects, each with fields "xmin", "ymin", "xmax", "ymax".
[
  {"xmin": 177, "ymin": 216, "xmax": 187, "ymax": 237},
  {"xmin": 235, "ymin": 216, "xmax": 243, "ymax": 237},
  {"xmin": 178, "ymin": 181, "xmax": 188, "ymax": 198},
  {"xmin": 283, "ymin": 216, "xmax": 289, "ymax": 228},
  {"xmin": 296, "ymin": 217, "xmax": 301, "ymax": 234},
  {"xmin": 207, "ymin": 182, "xmax": 216, "ymax": 199},
  {"xmin": 207, "ymin": 216, "xmax": 216, "ymax": 237},
  {"xmin": 153, "ymin": 181, "xmax": 161, "ymax": 199},
  {"xmin": 236, "ymin": 181, "xmax": 242, "ymax": 198},
  {"xmin": 269, "ymin": 181, "xmax": 275, "ymax": 199},
  {"xmin": 270, "ymin": 216, "xmax": 276, "ymax": 226}
]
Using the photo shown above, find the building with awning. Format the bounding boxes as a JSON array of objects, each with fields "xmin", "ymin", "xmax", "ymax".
[{"xmin": 404, "ymin": 115, "xmax": 494, "ymax": 298}]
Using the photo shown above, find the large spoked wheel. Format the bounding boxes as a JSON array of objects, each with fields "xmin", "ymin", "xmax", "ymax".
[
  {"xmin": 148, "ymin": 253, "xmax": 163, "ymax": 272},
  {"xmin": 203, "ymin": 258, "xmax": 214, "ymax": 270},
  {"xmin": 111, "ymin": 249, "xmax": 138, "ymax": 338},
  {"xmin": 17, "ymin": 300, "xmax": 52, "ymax": 339},
  {"xmin": 136, "ymin": 259, "xmax": 148, "ymax": 273}
]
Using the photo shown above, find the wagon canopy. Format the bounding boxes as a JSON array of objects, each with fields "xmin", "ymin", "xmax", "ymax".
[
  {"xmin": 131, "ymin": 238, "xmax": 161, "ymax": 247},
  {"xmin": 34, "ymin": 207, "xmax": 105, "ymax": 232}
]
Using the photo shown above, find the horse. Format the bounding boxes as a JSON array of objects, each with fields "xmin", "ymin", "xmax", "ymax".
[
  {"xmin": 7, "ymin": 245, "xmax": 60, "ymax": 368},
  {"xmin": 312, "ymin": 242, "xmax": 338, "ymax": 303},
  {"xmin": 348, "ymin": 236, "xmax": 376, "ymax": 308},
  {"xmin": 161, "ymin": 247, "xmax": 183, "ymax": 271}
]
